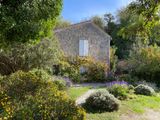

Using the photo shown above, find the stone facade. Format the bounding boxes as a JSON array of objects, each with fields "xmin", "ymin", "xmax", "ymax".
[{"xmin": 55, "ymin": 21, "xmax": 111, "ymax": 65}]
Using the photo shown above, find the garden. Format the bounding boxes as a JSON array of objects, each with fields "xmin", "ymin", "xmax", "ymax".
[{"xmin": 0, "ymin": 0, "xmax": 160, "ymax": 120}]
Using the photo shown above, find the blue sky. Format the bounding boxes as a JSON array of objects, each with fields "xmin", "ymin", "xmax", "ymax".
[{"xmin": 62, "ymin": 0, "xmax": 133, "ymax": 23}]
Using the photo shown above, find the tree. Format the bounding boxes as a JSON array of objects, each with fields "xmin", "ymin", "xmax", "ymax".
[
  {"xmin": 55, "ymin": 17, "xmax": 71, "ymax": 29},
  {"xmin": 0, "ymin": 0, "xmax": 62, "ymax": 45},
  {"xmin": 0, "ymin": 37, "xmax": 62, "ymax": 75},
  {"xmin": 91, "ymin": 16, "xmax": 105, "ymax": 29},
  {"xmin": 119, "ymin": 0, "xmax": 160, "ymax": 43},
  {"xmin": 104, "ymin": 13, "xmax": 115, "ymax": 35}
]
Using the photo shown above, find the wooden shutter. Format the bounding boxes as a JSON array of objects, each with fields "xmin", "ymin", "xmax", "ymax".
[{"xmin": 79, "ymin": 40, "xmax": 88, "ymax": 56}]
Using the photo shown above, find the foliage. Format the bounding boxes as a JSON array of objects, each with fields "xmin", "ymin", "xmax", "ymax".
[
  {"xmin": 110, "ymin": 47, "xmax": 118, "ymax": 73},
  {"xmin": 0, "ymin": 91, "xmax": 13, "ymax": 119},
  {"xmin": 134, "ymin": 81, "xmax": 158, "ymax": 92},
  {"xmin": 0, "ymin": 0, "xmax": 62, "ymax": 45},
  {"xmin": 128, "ymin": 45, "xmax": 160, "ymax": 85},
  {"xmin": 84, "ymin": 90, "xmax": 120, "ymax": 112},
  {"xmin": 0, "ymin": 37, "xmax": 62, "ymax": 75},
  {"xmin": 84, "ymin": 59, "xmax": 108, "ymax": 82},
  {"xmin": 55, "ymin": 17, "xmax": 71, "ymax": 29},
  {"xmin": 119, "ymin": 0, "xmax": 160, "ymax": 43},
  {"xmin": 58, "ymin": 57, "xmax": 109, "ymax": 83},
  {"xmin": 53, "ymin": 79, "xmax": 67, "ymax": 91},
  {"xmin": 134, "ymin": 84, "xmax": 155, "ymax": 96},
  {"xmin": 87, "ymin": 94, "xmax": 160, "ymax": 120},
  {"xmin": 0, "ymin": 69, "xmax": 53, "ymax": 100},
  {"xmin": 107, "ymin": 84, "xmax": 129, "ymax": 100},
  {"xmin": 118, "ymin": 74, "xmax": 139, "ymax": 84},
  {"xmin": 92, "ymin": 16, "xmax": 105, "ymax": 29},
  {"xmin": 0, "ymin": 70, "xmax": 86, "ymax": 119},
  {"xmin": 12, "ymin": 88, "xmax": 86, "ymax": 120}
]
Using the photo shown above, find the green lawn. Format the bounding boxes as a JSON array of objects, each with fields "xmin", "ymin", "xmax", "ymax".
[
  {"xmin": 68, "ymin": 86, "xmax": 92, "ymax": 100},
  {"xmin": 86, "ymin": 95, "xmax": 160, "ymax": 120},
  {"xmin": 68, "ymin": 87, "xmax": 160, "ymax": 120}
]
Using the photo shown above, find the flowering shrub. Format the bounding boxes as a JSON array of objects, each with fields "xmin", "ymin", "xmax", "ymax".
[
  {"xmin": 84, "ymin": 90, "xmax": 120, "ymax": 112},
  {"xmin": 0, "ymin": 70, "xmax": 86, "ymax": 119},
  {"xmin": 0, "ymin": 91, "xmax": 13, "ymax": 119},
  {"xmin": 53, "ymin": 79, "xmax": 67, "ymax": 90},
  {"xmin": 58, "ymin": 56, "xmax": 109, "ymax": 83},
  {"xmin": 107, "ymin": 85, "xmax": 129, "ymax": 100},
  {"xmin": 1, "ymin": 70, "xmax": 53, "ymax": 100},
  {"xmin": 106, "ymin": 81, "xmax": 129, "ymax": 100},
  {"xmin": 12, "ymin": 88, "xmax": 86, "ymax": 120},
  {"xmin": 134, "ymin": 84, "xmax": 155, "ymax": 96}
]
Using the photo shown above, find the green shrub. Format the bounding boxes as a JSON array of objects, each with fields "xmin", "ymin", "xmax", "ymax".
[
  {"xmin": 30, "ymin": 69, "xmax": 52, "ymax": 81},
  {"xmin": 58, "ymin": 57, "xmax": 109, "ymax": 83},
  {"xmin": 53, "ymin": 79, "xmax": 67, "ymax": 90},
  {"xmin": 84, "ymin": 59, "xmax": 108, "ymax": 82},
  {"xmin": 134, "ymin": 84, "xmax": 155, "ymax": 96},
  {"xmin": 118, "ymin": 74, "xmax": 139, "ymax": 84},
  {"xmin": 135, "ymin": 81, "xmax": 158, "ymax": 91},
  {"xmin": 107, "ymin": 84, "xmax": 129, "ymax": 100},
  {"xmin": 110, "ymin": 47, "xmax": 118, "ymax": 73},
  {"xmin": 84, "ymin": 90, "xmax": 120, "ymax": 112},
  {"xmin": 0, "ymin": 91, "xmax": 13, "ymax": 119},
  {"xmin": 0, "ymin": 70, "xmax": 86, "ymax": 120},
  {"xmin": 0, "ymin": 70, "xmax": 54, "ymax": 100},
  {"xmin": 0, "ymin": 38, "xmax": 62, "ymax": 75},
  {"xmin": 31, "ymin": 69, "xmax": 67, "ymax": 90},
  {"xmin": 12, "ymin": 88, "xmax": 86, "ymax": 120},
  {"xmin": 58, "ymin": 58, "xmax": 81, "ymax": 83},
  {"xmin": 128, "ymin": 46, "xmax": 160, "ymax": 85}
]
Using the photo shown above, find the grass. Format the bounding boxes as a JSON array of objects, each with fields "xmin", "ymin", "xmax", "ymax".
[
  {"xmin": 122, "ymin": 95, "xmax": 160, "ymax": 113},
  {"xmin": 68, "ymin": 86, "xmax": 91, "ymax": 100},
  {"xmin": 68, "ymin": 87, "xmax": 160, "ymax": 120},
  {"xmin": 86, "ymin": 94, "xmax": 160, "ymax": 120}
]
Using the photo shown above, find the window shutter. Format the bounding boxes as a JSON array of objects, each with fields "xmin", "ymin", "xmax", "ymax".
[{"xmin": 79, "ymin": 40, "xmax": 88, "ymax": 56}]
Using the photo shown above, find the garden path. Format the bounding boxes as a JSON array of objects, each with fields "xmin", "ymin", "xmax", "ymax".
[
  {"xmin": 73, "ymin": 83, "xmax": 106, "ymax": 88},
  {"xmin": 76, "ymin": 89, "xmax": 96, "ymax": 105}
]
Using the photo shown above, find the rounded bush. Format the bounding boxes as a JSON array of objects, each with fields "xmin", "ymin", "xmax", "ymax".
[
  {"xmin": 12, "ymin": 88, "xmax": 86, "ymax": 120},
  {"xmin": 53, "ymin": 79, "xmax": 67, "ymax": 90},
  {"xmin": 0, "ymin": 70, "xmax": 54, "ymax": 100},
  {"xmin": 0, "ymin": 70, "xmax": 86, "ymax": 119},
  {"xmin": 85, "ymin": 90, "xmax": 120, "ymax": 112},
  {"xmin": 107, "ymin": 84, "xmax": 129, "ymax": 100},
  {"xmin": 134, "ymin": 84, "xmax": 155, "ymax": 96}
]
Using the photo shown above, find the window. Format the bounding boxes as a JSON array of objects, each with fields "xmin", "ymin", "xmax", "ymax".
[{"xmin": 79, "ymin": 40, "xmax": 89, "ymax": 56}]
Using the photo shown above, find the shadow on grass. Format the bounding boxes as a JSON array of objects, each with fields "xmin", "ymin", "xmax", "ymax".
[{"xmin": 81, "ymin": 103, "xmax": 118, "ymax": 114}]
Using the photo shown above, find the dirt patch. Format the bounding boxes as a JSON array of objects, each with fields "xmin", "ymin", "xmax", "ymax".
[{"xmin": 120, "ymin": 109, "xmax": 160, "ymax": 120}]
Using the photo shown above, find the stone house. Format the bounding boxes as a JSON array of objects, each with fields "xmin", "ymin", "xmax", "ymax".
[{"xmin": 55, "ymin": 21, "xmax": 111, "ymax": 65}]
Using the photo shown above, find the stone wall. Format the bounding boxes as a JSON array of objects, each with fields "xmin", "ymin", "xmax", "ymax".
[{"xmin": 55, "ymin": 22, "xmax": 111, "ymax": 65}]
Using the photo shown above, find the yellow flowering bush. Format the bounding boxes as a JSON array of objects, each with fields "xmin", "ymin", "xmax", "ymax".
[
  {"xmin": 1, "ymin": 70, "xmax": 53, "ymax": 100},
  {"xmin": 0, "ymin": 91, "xmax": 13, "ymax": 120},
  {"xmin": 0, "ymin": 70, "xmax": 86, "ymax": 120},
  {"xmin": 13, "ymin": 88, "xmax": 86, "ymax": 120},
  {"xmin": 58, "ymin": 56, "xmax": 109, "ymax": 82}
]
